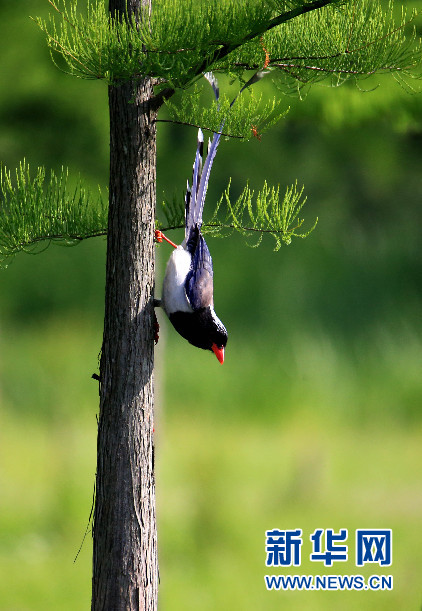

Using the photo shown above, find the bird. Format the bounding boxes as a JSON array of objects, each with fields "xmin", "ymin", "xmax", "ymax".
[
  {"xmin": 158, "ymin": 74, "xmax": 228, "ymax": 364},
  {"xmin": 157, "ymin": 68, "xmax": 270, "ymax": 363}
]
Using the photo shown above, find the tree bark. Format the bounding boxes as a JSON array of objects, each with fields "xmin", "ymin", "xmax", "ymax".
[{"xmin": 92, "ymin": 1, "xmax": 158, "ymax": 607}]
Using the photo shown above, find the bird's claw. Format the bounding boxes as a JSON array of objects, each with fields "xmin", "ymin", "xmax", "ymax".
[{"xmin": 155, "ymin": 229, "xmax": 177, "ymax": 249}]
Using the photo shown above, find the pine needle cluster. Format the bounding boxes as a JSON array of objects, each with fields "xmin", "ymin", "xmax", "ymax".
[
  {"xmin": 207, "ymin": 180, "xmax": 317, "ymax": 249},
  {"xmin": 222, "ymin": 1, "xmax": 420, "ymax": 91},
  {"xmin": 0, "ymin": 162, "xmax": 106, "ymax": 266},
  {"xmin": 162, "ymin": 85, "xmax": 289, "ymax": 141},
  {"xmin": 157, "ymin": 180, "xmax": 317, "ymax": 250}
]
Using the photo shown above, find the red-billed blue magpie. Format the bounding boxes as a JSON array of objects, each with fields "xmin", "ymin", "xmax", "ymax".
[
  {"xmin": 158, "ymin": 70, "xmax": 268, "ymax": 363},
  {"xmin": 157, "ymin": 73, "xmax": 227, "ymax": 364},
  {"xmin": 159, "ymin": 73, "xmax": 227, "ymax": 364}
]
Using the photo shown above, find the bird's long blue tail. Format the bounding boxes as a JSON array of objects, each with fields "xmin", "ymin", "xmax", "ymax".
[{"xmin": 185, "ymin": 68, "xmax": 269, "ymax": 238}]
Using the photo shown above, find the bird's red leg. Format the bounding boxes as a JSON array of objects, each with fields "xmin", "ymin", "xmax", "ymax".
[{"xmin": 155, "ymin": 229, "xmax": 178, "ymax": 249}]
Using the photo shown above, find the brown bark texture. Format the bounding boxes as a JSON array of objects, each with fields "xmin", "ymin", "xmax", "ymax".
[
  {"xmin": 92, "ymin": 1, "xmax": 158, "ymax": 606},
  {"xmin": 92, "ymin": 78, "xmax": 158, "ymax": 610}
]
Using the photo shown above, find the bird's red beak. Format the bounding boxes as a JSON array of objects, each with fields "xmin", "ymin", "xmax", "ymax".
[{"xmin": 211, "ymin": 344, "xmax": 225, "ymax": 365}]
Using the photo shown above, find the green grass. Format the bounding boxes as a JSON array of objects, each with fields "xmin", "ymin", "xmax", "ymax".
[
  {"xmin": 0, "ymin": 412, "xmax": 95, "ymax": 611},
  {"xmin": 1, "ymin": 317, "xmax": 421, "ymax": 610},
  {"xmin": 158, "ymin": 417, "xmax": 422, "ymax": 611}
]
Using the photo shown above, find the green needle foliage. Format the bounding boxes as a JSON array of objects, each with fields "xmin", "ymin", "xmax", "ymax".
[
  {"xmin": 157, "ymin": 179, "xmax": 317, "ymax": 250},
  {"xmin": 0, "ymin": 162, "xmax": 106, "ymax": 266},
  {"xmin": 1, "ymin": 0, "xmax": 419, "ymax": 260},
  {"xmin": 34, "ymin": 0, "xmax": 420, "ymax": 92},
  {"xmin": 162, "ymin": 85, "xmax": 289, "ymax": 141},
  {"xmin": 222, "ymin": 1, "xmax": 421, "ymax": 92},
  {"xmin": 208, "ymin": 180, "xmax": 317, "ymax": 249},
  {"xmin": 33, "ymin": 0, "xmax": 339, "ymax": 84}
]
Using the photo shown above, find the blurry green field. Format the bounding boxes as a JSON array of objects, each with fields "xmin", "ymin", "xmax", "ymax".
[{"xmin": 1, "ymin": 301, "xmax": 421, "ymax": 610}]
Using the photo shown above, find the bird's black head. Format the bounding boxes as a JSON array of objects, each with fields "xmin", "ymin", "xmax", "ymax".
[{"xmin": 169, "ymin": 307, "xmax": 228, "ymax": 364}]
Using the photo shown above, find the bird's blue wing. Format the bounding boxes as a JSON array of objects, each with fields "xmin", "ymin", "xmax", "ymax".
[{"xmin": 185, "ymin": 231, "xmax": 214, "ymax": 311}]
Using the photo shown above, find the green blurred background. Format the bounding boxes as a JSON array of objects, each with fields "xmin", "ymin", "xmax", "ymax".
[{"xmin": 1, "ymin": 2, "xmax": 422, "ymax": 609}]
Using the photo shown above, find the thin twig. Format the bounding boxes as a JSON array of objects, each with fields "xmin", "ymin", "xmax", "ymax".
[
  {"xmin": 154, "ymin": 119, "xmax": 243, "ymax": 138},
  {"xmin": 1, "ymin": 230, "xmax": 107, "ymax": 256},
  {"xmin": 159, "ymin": 222, "xmax": 305, "ymax": 234},
  {"xmin": 272, "ymin": 63, "xmax": 379, "ymax": 76}
]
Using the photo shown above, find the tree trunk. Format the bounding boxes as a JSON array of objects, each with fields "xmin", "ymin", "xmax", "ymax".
[{"xmin": 92, "ymin": 0, "xmax": 158, "ymax": 605}]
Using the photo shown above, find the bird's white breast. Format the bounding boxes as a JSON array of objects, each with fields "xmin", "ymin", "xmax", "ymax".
[{"xmin": 161, "ymin": 245, "xmax": 193, "ymax": 315}]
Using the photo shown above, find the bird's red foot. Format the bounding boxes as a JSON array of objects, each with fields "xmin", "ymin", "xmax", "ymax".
[
  {"xmin": 251, "ymin": 125, "xmax": 261, "ymax": 141},
  {"xmin": 155, "ymin": 229, "xmax": 177, "ymax": 249}
]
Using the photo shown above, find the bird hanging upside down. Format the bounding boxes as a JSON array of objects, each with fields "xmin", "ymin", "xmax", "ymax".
[
  {"xmin": 156, "ymin": 73, "xmax": 227, "ymax": 364},
  {"xmin": 156, "ymin": 69, "xmax": 269, "ymax": 363},
  {"xmin": 157, "ymin": 124, "xmax": 228, "ymax": 364}
]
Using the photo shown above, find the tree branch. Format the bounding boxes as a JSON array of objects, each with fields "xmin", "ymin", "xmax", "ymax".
[{"xmin": 150, "ymin": 0, "xmax": 339, "ymax": 109}]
